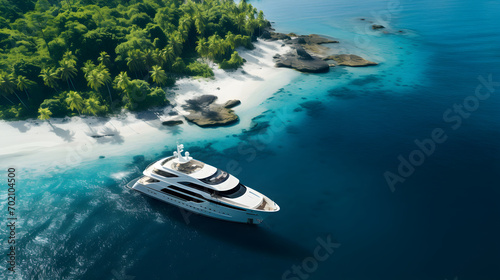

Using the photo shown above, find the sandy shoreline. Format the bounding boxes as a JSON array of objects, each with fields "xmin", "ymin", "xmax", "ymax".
[{"xmin": 0, "ymin": 39, "xmax": 299, "ymax": 173}]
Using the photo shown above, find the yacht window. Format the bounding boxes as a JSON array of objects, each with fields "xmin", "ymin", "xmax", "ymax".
[
  {"xmin": 153, "ymin": 168, "xmax": 178, "ymax": 177},
  {"xmin": 216, "ymin": 183, "xmax": 247, "ymax": 198},
  {"xmin": 169, "ymin": 185, "xmax": 206, "ymax": 200},
  {"xmin": 199, "ymin": 169, "xmax": 230, "ymax": 185},
  {"xmin": 178, "ymin": 182, "xmax": 215, "ymax": 195},
  {"xmin": 160, "ymin": 188, "xmax": 203, "ymax": 203}
]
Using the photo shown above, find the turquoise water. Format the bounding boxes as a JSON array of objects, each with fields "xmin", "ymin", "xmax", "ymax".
[{"xmin": 2, "ymin": 0, "xmax": 500, "ymax": 279}]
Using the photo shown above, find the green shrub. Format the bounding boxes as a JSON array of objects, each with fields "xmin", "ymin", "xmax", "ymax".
[
  {"xmin": 187, "ymin": 62, "xmax": 214, "ymax": 78},
  {"xmin": 219, "ymin": 51, "xmax": 245, "ymax": 69},
  {"xmin": 40, "ymin": 98, "xmax": 70, "ymax": 118}
]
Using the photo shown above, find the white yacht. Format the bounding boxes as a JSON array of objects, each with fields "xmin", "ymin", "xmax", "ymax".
[{"xmin": 127, "ymin": 144, "xmax": 280, "ymax": 224}]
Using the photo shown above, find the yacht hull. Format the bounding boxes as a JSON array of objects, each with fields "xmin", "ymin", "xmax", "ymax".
[{"xmin": 130, "ymin": 179, "xmax": 270, "ymax": 224}]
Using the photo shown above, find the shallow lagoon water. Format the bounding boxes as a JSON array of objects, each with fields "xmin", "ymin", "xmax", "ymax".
[{"xmin": 2, "ymin": 0, "xmax": 500, "ymax": 279}]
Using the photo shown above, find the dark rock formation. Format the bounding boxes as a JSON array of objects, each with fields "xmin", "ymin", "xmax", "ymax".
[
  {"xmin": 287, "ymin": 34, "xmax": 339, "ymax": 45},
  {"xmin": 372, "ymin": 24, "xmax": 385, "ymax": 30},
  {"xmin": 182, "ymin": 95, "xmax": 239, "ymax": 127},
  {"xmin": 323, "ymin": 54, "xmax": 378, "ymax": 67},
  {"xmin": 162, "ymin": 120, "xmax": 183, "ymax": 126},
  {"xmin": 262, "ymin": 31, "xmax": 292, "ymax": 41},
  {"xmin": 274, "ymin": 45, "xmax": 330, "ymax": 73},
  {"xmin": 223, "ymin": 99, "xmax": 241, "ymax": 109}
]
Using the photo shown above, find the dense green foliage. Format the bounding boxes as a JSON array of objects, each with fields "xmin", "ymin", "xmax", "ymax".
[{"xmin": 0, "ymin": 0, "xmax": 269, "ymax": 120}]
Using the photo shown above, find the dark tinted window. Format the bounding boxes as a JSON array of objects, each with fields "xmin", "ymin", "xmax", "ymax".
[
  {"xmin": 199, "ymin": 169, "xmax": 230, "ymax": 185},
  {"xmin": 160, "ymin": 188, "xmax": 203, "ymax": 203},
  {"xmin": 153, "ymin": 168, "xmax": 178, "ymax": 177},
  {"xmin": 168, "ymin": 185, "xmax": 206, "ymax": 200},
  {"xmin": 216, "ymin": 183, "xmax": 247, "ymax": 198},
  {"xmin": 179, "ymin": 182, "xmax": 215, "ymax": 195}
]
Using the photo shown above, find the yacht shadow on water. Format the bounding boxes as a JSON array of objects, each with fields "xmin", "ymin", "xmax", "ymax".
[{"xmin": 140, "ymin": 195, "xmax": 311, "ymax": 260}]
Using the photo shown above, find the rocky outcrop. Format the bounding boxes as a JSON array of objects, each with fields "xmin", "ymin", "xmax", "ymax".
[
  {"xmin": 223, "ymin": 99, "xmax": 241, "ymax": 109},
  {"xmin": 261, "ymin": 30, "xmax": 292, "ymax": 41},
  {"xmin": 285, "ymin": 34, "xmax": 339, "ymax": 45},
  {"xmin": 323, "ymin": 54, "xmax": 378, "ymax": 67},
  {"xmin": 274, "ymin": 45, "xmax": 330, "ymax": 73},
  {"xmin": 182, "ymin": 95, "xmax": 239, "ymax": 127}
]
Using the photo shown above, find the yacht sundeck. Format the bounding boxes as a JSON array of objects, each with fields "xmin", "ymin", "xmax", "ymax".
[{"xmin": 127, "ymin": 144, "xmax": 279, "ymax": 224}]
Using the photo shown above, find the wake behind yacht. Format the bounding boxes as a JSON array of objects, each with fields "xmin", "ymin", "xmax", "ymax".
[{"xmin": 127, "ymin": 144, "xmax": 279, "ymax": 224}]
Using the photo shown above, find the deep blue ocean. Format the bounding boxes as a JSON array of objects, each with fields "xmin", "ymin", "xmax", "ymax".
[{"xmin": 2, "ymin": 0, "xmax": 500, "ymax": 279}]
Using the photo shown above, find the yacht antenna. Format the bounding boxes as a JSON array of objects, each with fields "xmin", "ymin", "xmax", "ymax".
[{"xmin": 173, "ymin": 143, "xmax": 192, "ymax": 163}]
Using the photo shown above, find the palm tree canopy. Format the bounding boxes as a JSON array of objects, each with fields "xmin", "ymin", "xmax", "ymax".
[
  {"xmin": 65, "ymin": 91, "xmax": 85, "ymax": 113},
  {"xmin": 38, "ymin": 107, "xmax": 52, "ymax": 120},
  {"xmin": 39, "ymin": 68, "xmax": 60, "ymax": 89},
  {"xmin": 82, "ymin": 60, "xmax": 97, "ymax": 77},
  {"xmin": 114, "ymin": 71, "xmax": 131, "ymax": 91},
  {"xmin": 58, "ymin": 60, "xmax": 78, "ymax": 81},
  {"xmin": 86, "ymin": 69, "xmax": 105, "ymax": 91},
  {"xmin": 84, "ymin": 98, "xmax": 101, "ymax": 116},
  {"xmin": 63, "ymin": 51, "xmax": 77, "ymax": 64},
  {"xmin": 0, "ymin": 73, "xmax": 16, "ymax": 94},
  {"xmin": 98, "ymin": 51, "xmax": 111, "ymax": 66},
  {"xmin": 16, "ymin": 75, "xmax": 35, "ymax": 91},
  {"xmin": 150, "ymin": 65, "xmax": 167, "ymax": 86}
]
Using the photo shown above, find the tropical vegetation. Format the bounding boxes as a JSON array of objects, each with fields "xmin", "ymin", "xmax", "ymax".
[{"xmin": 0, "ymin": 0, "xmax": 269, "ymax": 120}]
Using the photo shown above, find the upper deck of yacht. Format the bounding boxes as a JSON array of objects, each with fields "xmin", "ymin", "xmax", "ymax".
[{"xmin": 161, "ymin": 156, "xmax": 216, "ymax": 179}]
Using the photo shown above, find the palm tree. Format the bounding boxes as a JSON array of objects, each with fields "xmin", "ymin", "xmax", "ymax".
[
  {"xmin": 82, "ymin": 60, "xmax": 97, "ymax": 78},
  {"xmin": 38, "ymin": 107, "xmax": 52, "ymax": 125},
  {"xmin": 194, "ymin": 10, "xmax": 207, "ymax": 36},
  {"xmin": 126, "ymin": 49, "xmax": 146, "ymax": 77},
  {"xmin": 63, "ymin": 50, "xmax": 77, "ymax": 63},
  {"xmin": 236, "ymin": 13, "xmax": 246, "ymax": 33},
  {"xmin": 98, "ymin": 65, "xmax": 113, "ymax": 101},
  {"xmin": 208, "ymin": 34, "xmax": 224, "ymax": 61},
  {"xmin": 98, "ymin": 51, "xmax": 111, "ymax": 66},
  {"xmin": 86, "ymin": 69, "xmax": 105, "ymax": 93},
  {"xmin": 65, "ymin": 91, "xmax": 84, "ymax": 115},
  {"xmin": 245, "ymin": 18, "xmax": 259, "ymax": 37},
  {"xmin": 153, "ymin": 49, "xmax": 164, "ymax": 65},
  {"xmin": 225, "ymin": 32, "xmax": 236, "ymax": 50},
  {"xmin": 58, "ymin": 59, "xmax": 77, "ymax": 89},
  {"xmin": 150, "ymin": 65, "xmax": 167, "ymax": 87},
  {"xmin": 16, "ymin": 75, "xmax": 35, "ymax": 99},
  {"xmin": 256, "ymin": 10, "xmax": 267, "ymax": 36},
  {"xmin": 0, "ymin": 73, "xmax": 28, "ymax": 108},
  {"xmin": 161, "ymin": 45, "xmax": 176, "ymax": 68},
  {"xmin": 169, "ymin": 32, "xmax": 184, "ymax": 56},
  {"xmin": 196, "ymin": 37, "xmax": 210, "ymax": 60},
  {"xmin": 144, "ymin": 49, "xmax": 157, "ymax": 71},
  {"xmin": 178, "ymin": 16, "xmax": 192, "ymax": 42},
  {"xmin": 114, "ymin": 71, "xmax": 131, "ymax": 91},
  {"xmin": 39, "ymin": 68, "xmax": 60, "ymax": 92},
  {"xmin": 83, "ymin": 98, "xmax": 101, "ymax": 116}
]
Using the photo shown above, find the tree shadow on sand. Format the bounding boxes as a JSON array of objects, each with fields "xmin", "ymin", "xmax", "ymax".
[
  {"xmin": 8, "ymin": 121, "xmax": 33, "ymax": 133},
  {"xmin": 50, "ymin": 124, "xmax": 75, "ymax": 142},
  {"xmin": 86, "ymin": 125, "xmax": 124, "ymax": 144}
]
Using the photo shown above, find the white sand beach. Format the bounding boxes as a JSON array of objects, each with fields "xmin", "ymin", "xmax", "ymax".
[{"xmin": 0, "ymin": 39, "xmax": 299, "ymax": 173}]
